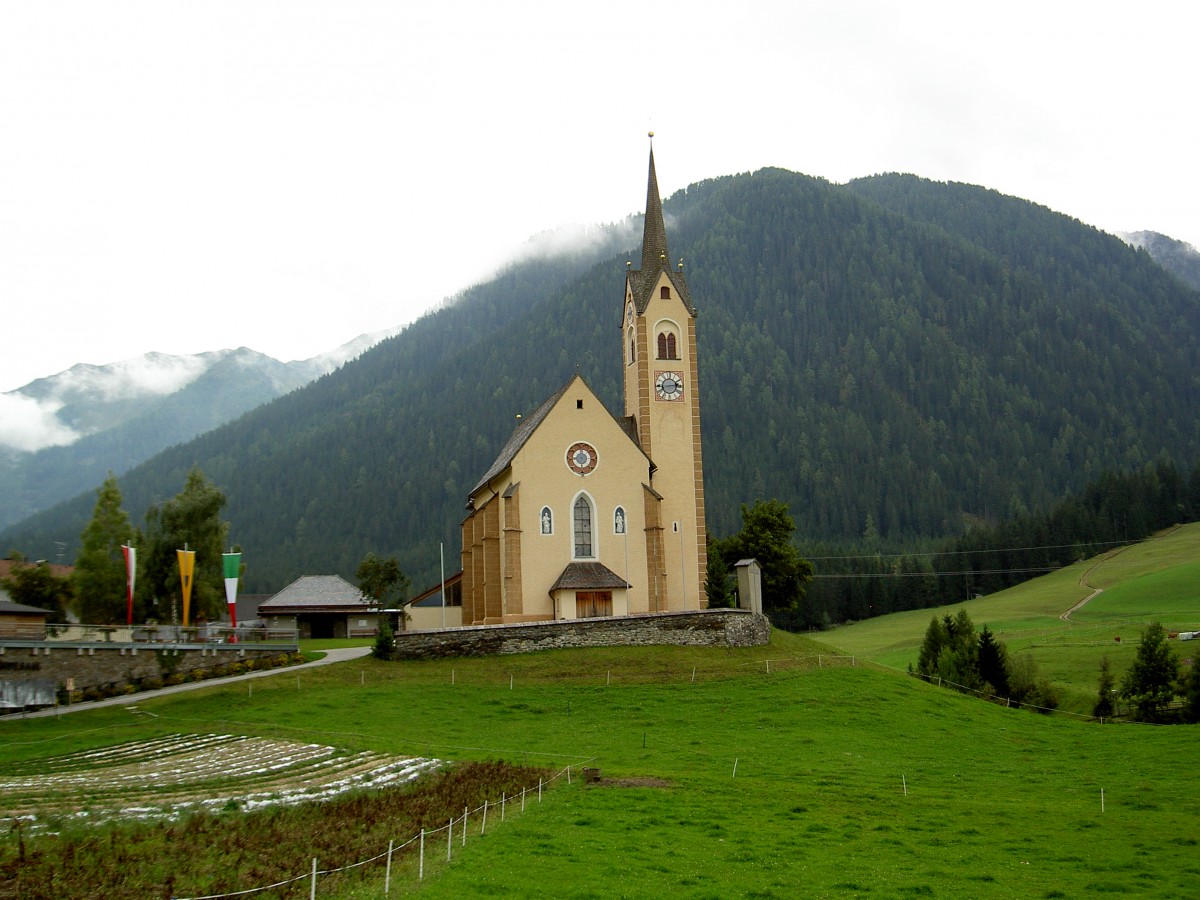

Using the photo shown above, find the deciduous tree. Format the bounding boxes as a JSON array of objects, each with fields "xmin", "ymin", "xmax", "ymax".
[
  {"xmin": 356, "ymin": 553, "xmax": 409, "ymax": 608},
  {"xmin": 1, "ymin": 553, "xmax": 72, "ymax": 623},
  {"xmin": 714, "ymin": 499, "xmax": 813, "ymax": 615}
]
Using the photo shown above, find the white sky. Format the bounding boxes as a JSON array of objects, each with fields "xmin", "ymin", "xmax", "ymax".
[{"xmin": 1, "ymin": 0, "xmax": 1196, "ymax": 393}]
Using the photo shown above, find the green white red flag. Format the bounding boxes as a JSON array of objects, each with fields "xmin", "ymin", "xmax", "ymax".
[{"xmin": 223, "ymin": 551, "xmax": 242, "ymax": 628}]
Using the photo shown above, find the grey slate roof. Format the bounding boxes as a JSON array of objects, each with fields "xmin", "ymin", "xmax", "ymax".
[
  {"xmin": 258, "ymin": 575, "xmax": 371, "ymax": 613},
  {"xmin": 628, "ymin": 145, "xmax": 695, "ymax": 316},
  {"xmin": 0, "ymin": 599, "xmax": 52, "ymax": 615},
  {"xmin": 548, "ymin": 562, "xmax": 631, "ymax": 592}
]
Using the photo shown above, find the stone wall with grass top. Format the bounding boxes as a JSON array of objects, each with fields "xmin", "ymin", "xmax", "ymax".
[
  {"xmin": 0, "ymin": 643, "xmax": 298, "ymax": 702},
  {"xmin": 392, "ymin": 608, "xmax": 770, "ymax": 660}
]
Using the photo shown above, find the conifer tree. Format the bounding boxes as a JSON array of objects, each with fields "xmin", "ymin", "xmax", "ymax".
[
  {"xmin": 1120, "ymin": 622, "xmax": 1178, "ymax": 722},
  {"xmin": 977, "ymin": 624, "xmax": 1010, "ymax": 696},
  {"xmin": 916, "ymin": 615, "xmax": 948, "ymax": 677},
  {"xmin": 1180, "ymin": 655, "xmax": 1200, "ymax": 724},
  {"xmin": 73, "ymin": 475, "xmax": 134, "ymax": 623}
]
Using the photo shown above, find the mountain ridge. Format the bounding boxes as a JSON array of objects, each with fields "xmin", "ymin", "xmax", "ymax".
[
  {"xmin": 0, "ymin": 332, "xmax": 397, "ymax": 529},
  {"xmin": 3, "ymin": 168, "xmax": 1198, "ymax": 596}
]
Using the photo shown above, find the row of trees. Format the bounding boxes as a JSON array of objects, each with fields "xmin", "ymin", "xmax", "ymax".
[
  {"xmin": 913, "ymin": 609, "xmax": 1059, "ymax": 711},
  {"xmin": 3, "ymin": 469, "xmax": 233, "ymax": 624}
]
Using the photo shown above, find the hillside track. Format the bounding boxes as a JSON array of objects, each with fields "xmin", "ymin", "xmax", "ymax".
[{"xmin": 1059, "ymin": 524, "xmax": 1183, "ymax": 621}]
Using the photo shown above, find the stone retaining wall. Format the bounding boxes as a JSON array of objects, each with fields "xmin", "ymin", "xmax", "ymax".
[
  {"xmin": 0, "ymin": 643, "xmax": 291, "ymax": 694},
  {"xmin": 392, "ymin": 608, "xmax": 770, "ymax": 660}
]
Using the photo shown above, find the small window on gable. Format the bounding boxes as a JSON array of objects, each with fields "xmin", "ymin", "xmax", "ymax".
[
  {"xmin": 661, "ymin": 286, "xmax": 670, "ymax": 299},
  {"xmin": 656, "ymin": 331, "xmax": 678, "ymax": 360},
  {"xmin": 576, "ymin": 399, "xmax": 583, "ymax": 409}
]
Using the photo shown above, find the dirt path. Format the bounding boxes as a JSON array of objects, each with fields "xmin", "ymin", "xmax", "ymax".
[
  {"xmin": 13, "ymin": 645, "xmax": 372, "ymax": 720},
  {"xmin": 1059, "ymin": 525, "xmax": 1181, "ymax": 622}
]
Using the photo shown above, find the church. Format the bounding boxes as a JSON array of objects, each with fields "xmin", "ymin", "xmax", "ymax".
[{"xmin": 458, "ymin": 142, "xmax": 708, "ymax": 625}]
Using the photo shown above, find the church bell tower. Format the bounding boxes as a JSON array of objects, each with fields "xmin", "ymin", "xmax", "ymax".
[{"xmin": 621, "ymin": 137, "xmax": 707, "ymax": 608}]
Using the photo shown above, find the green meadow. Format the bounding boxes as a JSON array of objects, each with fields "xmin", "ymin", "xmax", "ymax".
[
  {"xmin": 2, "ymin": 528, "xmax": 1199, "ymax": 897},
  {"xmin": 826, "ymin": 522, "xmax": 1200, "ymax": 713}
]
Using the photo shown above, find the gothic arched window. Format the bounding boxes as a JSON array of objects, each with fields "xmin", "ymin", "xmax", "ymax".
[{"xmin": 573, "ymin": 495, "xmax": 594, "ymax": 558}]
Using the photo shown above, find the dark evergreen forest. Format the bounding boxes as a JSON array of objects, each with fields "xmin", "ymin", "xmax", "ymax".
[{"xmin": 4, "ymin": 169, "xmax": 1199, "ymax": 602}]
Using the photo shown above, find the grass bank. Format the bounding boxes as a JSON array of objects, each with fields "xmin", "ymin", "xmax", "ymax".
[{"xmin": 2, "ymin": 627, "xmax": 1198, "ymax": 897}]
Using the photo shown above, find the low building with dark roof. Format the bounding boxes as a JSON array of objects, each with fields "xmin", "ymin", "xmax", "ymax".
[
  {"xmin": 257, "ymin": 575, "xmax": 378, "ymax": 639},
  {"xmin": 0, "ymin": 599, "xmax": 51, "ymax": 640}
]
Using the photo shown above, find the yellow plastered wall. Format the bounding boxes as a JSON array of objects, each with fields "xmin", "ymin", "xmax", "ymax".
[
  {"xmin": 628, "ymin": 271, "xmax": 707, "ymax": 610},
  {"xmin": 507, "ymin": 377, "xmax": 652, "ymax": 619}
]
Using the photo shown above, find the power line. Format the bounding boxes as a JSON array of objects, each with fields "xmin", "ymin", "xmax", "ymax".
[
  {"xmin": 804, "ymin": 539, "xmax": 1131, "ymax": 563},
  {"xmin": 812, "ymin": 566, "xmax": 1059, "ymax": 579}
]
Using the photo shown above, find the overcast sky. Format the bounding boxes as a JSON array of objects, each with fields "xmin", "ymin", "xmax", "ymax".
[{"xmin": 1, "ymin": 0, "xmax": 1195, "ymax": 395}]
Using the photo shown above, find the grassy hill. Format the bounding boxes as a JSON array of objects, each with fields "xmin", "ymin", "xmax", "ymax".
[
  {"xmin": 824, "ymin": 522, "xmax": 1200, "ymax": 713},
  {"xmin": 2, "ymin": 626, "xmax": 1198, "ymax": 897}
]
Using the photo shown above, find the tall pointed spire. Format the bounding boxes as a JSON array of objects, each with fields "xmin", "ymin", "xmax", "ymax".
[{"xmin": 639, "ymin": 135, "xmax": 670, "ymax": 275}]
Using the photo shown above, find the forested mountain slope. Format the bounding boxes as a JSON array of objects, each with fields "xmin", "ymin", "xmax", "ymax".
[
  {"xmin": 4, "ymin": 169, "xmax": 1198, "ymax": 593},
  {"xmin": 1121, "ymin": 229, "xmax": 1200, "ymax": 291}
]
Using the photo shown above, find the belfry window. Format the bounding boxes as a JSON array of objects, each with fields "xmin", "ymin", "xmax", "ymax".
[
  {"xmin": 656, "ymin": 332, "xmax": 677, "ymax": 360},
  {"xmin": 573, "ymin": 495, "xmax": 594, "ymax": 558}
]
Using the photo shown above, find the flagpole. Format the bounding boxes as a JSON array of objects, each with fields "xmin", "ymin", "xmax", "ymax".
[{"xmin": 440, "ymin": 542, "xmax": 446, "ymax": 628}]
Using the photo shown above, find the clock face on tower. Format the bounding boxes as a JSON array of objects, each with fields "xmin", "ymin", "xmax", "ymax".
[
  {"xmin": 655, "ymin": 371, "xmax": 684, "ymax": 401},
  {"xmin": 566, "ymin": 441, "xmax": 598, "ymax": 475}
]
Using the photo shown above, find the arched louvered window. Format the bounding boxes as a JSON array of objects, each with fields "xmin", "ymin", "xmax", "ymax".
[
  {"xmin": 657, "ymin": 332, "xmax": 677, "ymax": 359},
  {"xmin": 573, "ymin": 495, "xmax": 594, "ymax": 558}
]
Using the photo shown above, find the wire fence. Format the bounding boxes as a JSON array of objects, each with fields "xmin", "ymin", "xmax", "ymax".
[{"xmin": 171, "ymin": 762, "xmax": 585, "ymax": 900}]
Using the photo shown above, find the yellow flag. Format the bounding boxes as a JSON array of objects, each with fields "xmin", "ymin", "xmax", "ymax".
[{"xmin": 177, "ymin": 549, "xmax": 197, "ymax": 626}]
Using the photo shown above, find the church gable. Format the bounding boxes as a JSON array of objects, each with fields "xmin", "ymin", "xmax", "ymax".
[{"xmin": 505, "ymin": 375, "xmax": 650, "ymax": 490}]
